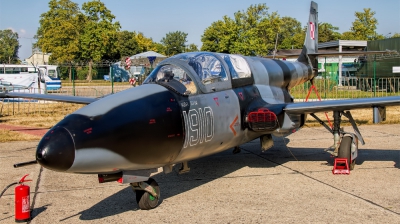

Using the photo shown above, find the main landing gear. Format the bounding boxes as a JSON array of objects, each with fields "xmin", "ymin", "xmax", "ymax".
[
  {"xmin": 338, "ymin": 136, "xmax": 357, "ymax": 170},
  {"xmin": 311, "ymin": 110, "xmax": 364, "ymax": 170}
]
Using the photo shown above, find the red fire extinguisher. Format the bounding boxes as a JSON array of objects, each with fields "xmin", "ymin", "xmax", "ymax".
[{"xmin": 15, "ymin": 174, "xmax": 32, "ymax": 222}]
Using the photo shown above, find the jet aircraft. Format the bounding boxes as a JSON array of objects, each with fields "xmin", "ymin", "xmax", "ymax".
[{"xmin": 2, "ymin": 1, "xmax": 400, "ymax": 210}]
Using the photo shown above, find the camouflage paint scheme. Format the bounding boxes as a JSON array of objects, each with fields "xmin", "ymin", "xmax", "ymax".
[{"xmin": 2, "ymin": 1, "xmax": 400, "ymax": 193}]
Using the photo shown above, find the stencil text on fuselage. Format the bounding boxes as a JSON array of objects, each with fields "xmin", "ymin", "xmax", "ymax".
[{"xmin": 183, "ymin": 107, "xmax": 214, "ymax": 148}]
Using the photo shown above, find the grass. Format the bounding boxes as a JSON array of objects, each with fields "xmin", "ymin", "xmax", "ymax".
[
  {"xmin": 0, "ymin": 129, "xmax": 41, "ymax": 142},
  {"xmin": 0, "ymin": 102, "xmax": 83, "ymax": 142},
  {"xmin": 1, "ymin": 114, "xmax": 69, "ymax": 128},
  {"xmin": 0, "ymin": 102, "xmax": 83, "ymax": 126}
]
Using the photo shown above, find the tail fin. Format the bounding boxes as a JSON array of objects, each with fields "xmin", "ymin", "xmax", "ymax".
[{"xmin": 298, "ymin": 1, "xmax": 318, "ymax": 69}]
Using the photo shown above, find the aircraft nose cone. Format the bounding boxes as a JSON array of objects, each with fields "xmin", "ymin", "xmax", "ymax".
[{"xmin": 36, "ymin": 127, "xmax": 75, "ymax": 171}]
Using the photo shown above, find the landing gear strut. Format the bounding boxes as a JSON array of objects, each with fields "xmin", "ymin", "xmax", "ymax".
[
  {"xmin": 311, "ymin": 110, "xmax": 364, "ymax": 170},
  {"xmin": 131, "ymin": 178, "xmax": 160, "ymax": 210}
]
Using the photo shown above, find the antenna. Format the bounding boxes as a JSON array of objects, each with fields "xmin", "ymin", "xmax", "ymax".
[{"xmin": 273, "ymin": 33, "xmax": 279, "ymax": 59}]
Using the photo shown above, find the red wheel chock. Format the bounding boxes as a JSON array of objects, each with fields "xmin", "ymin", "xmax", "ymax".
[{"xmin": 332, "ymin": 158, "xmax": 350, "ymax": 175}]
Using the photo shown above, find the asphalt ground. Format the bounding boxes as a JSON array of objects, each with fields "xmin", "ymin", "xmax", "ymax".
[{"xmin": 1, "ymin": 124, "xmax": 400, "ymax": 223}]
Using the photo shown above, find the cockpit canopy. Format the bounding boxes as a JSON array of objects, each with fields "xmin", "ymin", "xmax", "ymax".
[{"xmin": 143, "ymin": 52, "xmax": 252, "ymax": 95}]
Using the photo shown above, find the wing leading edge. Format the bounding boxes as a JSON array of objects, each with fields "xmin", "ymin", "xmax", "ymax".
[
  {"xmin": 284, "ymin": 96, "xmax": 400, "ymax": 114},
  {"xmin": 0, "ymin": 91, "xmax": 97, "ymax": 104}
]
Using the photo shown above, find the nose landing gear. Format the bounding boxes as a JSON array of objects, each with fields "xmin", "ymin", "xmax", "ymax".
[{"xmin": 131, "ymin": 178, "xmax": 160, "ymax": 210}]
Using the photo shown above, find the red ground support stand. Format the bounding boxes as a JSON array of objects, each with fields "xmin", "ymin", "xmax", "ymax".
[
  {"xmin": 305, "ymin": 85, "xmax": 333, "ymax": 128},
  {"xmin": 332, "ymin": 158, "xmax": 350, "ymax": 175}
]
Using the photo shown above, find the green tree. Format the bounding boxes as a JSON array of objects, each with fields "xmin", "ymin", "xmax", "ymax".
[
  {"xmin": 186, "ymin": 43, "xmax": 199, "ymax": 52},
  {"xmin": 202, "ymin": 3, "xmax": 357, "ymax": 53},
  {"xmin": 277, "ymin": 17, "xmax": 303, "ymax": 49},
  {"xmin": 391, "ymin": 33, "xmax": 400, "ymax": 38},
  {"xmin": 318, "ymin": 22, "xmax": 341, "ymax": 42},
  {"xmin": 201, "ymin": 4, "xmax": 289, "ymax": 55},
  {"xmin": 80, "ymin": 0, "xmax": 120, "ymax": 81},
  {"xmin": 341, "ymin": 31, "xmax": 356, "ymax": 40},
  {"xmin": 0, "ymin": 29, "xmax": 20, "ymax": 64},
  {"xmin": 151, "ymin": 42, "xmax": 166, "ymax": 55},
  {"xmin": 135, "ymin": 32, "xmax": 156, "ymax": 52},
  {"xmin": 116, "ymin": 30, "xmax": 140, "ymax": 58},
  {"xmin": 232, "ymin": 4, "xmax": 274, "ymax": 55},
  {"xmin": 347, "ymin": 8, "xmax": 380, "ymax": 40},
  {"xmin": 161, "ymin": 31, "xmax": 188, "ymax": 56},
  {"xmin": 36, "ymin": 0, "xmax": 84, "ymax": 80},
  {"xmin": 201, "ymin": 17, "xmax": 236, "ymax": 53}
]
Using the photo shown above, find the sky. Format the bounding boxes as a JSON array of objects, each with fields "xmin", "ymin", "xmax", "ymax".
[{"xmin": 0, "ymin": 0, "xmax": 399, "ymax": 60}]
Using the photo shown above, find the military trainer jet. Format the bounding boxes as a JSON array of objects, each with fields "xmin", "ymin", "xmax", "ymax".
[{"xmin": 2, "ymin": 1, "xmax": 400, "ymax": 210}]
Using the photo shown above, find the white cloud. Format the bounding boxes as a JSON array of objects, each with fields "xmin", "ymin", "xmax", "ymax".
[{"xmin": 20, "ymin": 29, "xmax": 26, "ymax": 35}]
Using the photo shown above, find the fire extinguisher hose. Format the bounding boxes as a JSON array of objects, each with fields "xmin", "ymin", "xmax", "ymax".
[{"xmin": 0, "ymin": 182, "xmax": 19, "ymax": 199}]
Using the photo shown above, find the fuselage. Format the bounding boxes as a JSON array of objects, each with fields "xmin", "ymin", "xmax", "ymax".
[{"xmin": 36, "ymin": 52, "xmax": 314, "ymax": 174}]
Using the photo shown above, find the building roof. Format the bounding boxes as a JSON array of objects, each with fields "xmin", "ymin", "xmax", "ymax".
[
  {"xmin": 130, "ymin": 51, "xmax": 166, "ymax": 59},
  {"xmin": 318, "ymin": 40, "xmax": 367, "ymax": 51}
]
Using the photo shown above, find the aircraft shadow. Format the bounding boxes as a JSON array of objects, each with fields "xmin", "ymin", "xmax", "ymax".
[{"xmin": 76, "ymin": 138, "xmax": 400, "ymax": 221}]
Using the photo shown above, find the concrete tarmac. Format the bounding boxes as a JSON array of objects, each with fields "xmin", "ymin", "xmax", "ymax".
[{"xmin": 1, "ymin": 124, "xmax": 400, "ymax": 223}]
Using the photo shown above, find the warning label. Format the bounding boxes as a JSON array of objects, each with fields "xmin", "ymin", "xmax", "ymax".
[{"xmin": 22, "ymin": 196, "xmax": 30, "ymax": 213}]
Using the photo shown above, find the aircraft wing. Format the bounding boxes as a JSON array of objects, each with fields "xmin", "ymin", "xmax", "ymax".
[
  {"xmin": 284, "ymin": 96, "xmax": 400, "ymax": 114},
  {"xmin": 0, "ymin": 91, "xmax": 97, "ymax": 104}
]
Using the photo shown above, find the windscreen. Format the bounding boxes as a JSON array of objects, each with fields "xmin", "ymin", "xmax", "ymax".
[
  {"xmin": 173, "ymin": 53, "xmax": 228, "ymax": 85},
  {"xmin": 144, "ymin": 64, "xmax": 197, "ymax": 95}
]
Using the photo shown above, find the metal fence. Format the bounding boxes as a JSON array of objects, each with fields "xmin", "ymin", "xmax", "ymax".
[
  {"xmin": 56, "ymin": 73, "xmax": 147, "ymax": 97},
  {"xmin": 48, "ymin": 83, "xmax": 132, "ymax": 97},
  {"xmin": 291, "ymin": 77, "xmax": 400, "ymax": 101},
  {"xmin": 1, "ymin": 77, "xmax": 400, "ymax": 116}
]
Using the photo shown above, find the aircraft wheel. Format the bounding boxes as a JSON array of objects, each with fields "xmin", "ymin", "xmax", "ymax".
[
  {"xmin": 135, "ymin": 178, "xmax": 160, "ymax": 210},
  {"xmin": 338, "ymin": 136, "xmax": 356, "ymax": 170}
]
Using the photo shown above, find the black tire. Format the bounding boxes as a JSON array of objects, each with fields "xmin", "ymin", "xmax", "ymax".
[
  {"xmin": 338, "ymin": 136, "xmax": 356, "ymax": 170},
  {"xmin": 135, "ymin": 178, "xmax": 160, "ymax": 210}
]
